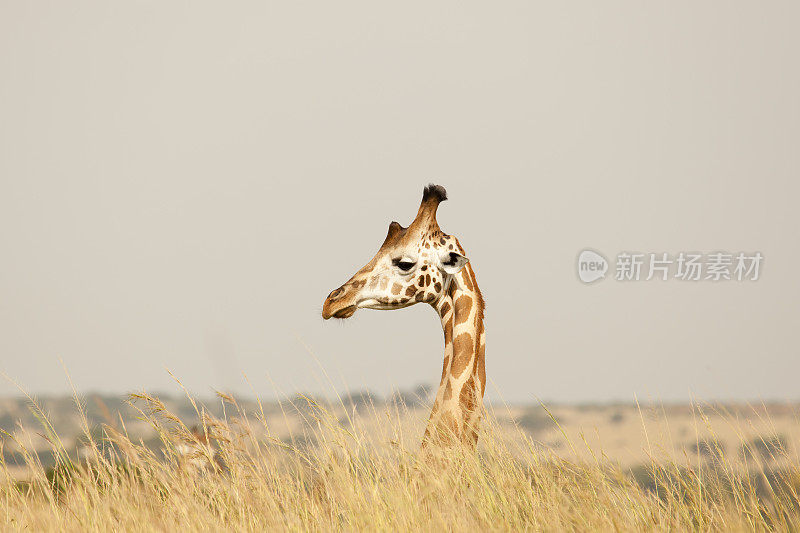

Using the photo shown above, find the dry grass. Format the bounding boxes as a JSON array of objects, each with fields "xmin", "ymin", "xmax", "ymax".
[{"xmin": 1, "ymin": 388, "xmax": 800, "ymax": 532}]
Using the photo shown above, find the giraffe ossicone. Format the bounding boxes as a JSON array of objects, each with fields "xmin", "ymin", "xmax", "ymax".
[{"xmin": 322, "ymin": 184, "xmax": 486, "ymax": 447}]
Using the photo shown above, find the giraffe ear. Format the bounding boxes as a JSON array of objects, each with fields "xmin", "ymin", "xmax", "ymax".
[{"xmin": 439, "ymin": 251, "xmax": 469, "ymax": 275}]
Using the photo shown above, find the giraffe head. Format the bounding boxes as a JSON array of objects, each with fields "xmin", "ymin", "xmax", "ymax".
[{"xmin": 322, "ymin": 184, "xmax": 469, "ymax": 320}]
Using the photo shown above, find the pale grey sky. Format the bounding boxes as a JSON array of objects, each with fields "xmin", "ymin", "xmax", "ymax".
[{"xmin": 1, "ymin": 1, "xmax": 798, "ymax": 403}]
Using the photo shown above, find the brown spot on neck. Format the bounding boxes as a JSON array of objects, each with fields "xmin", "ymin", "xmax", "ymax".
[
  {"xmin": 459, "ymin": 375, "xmax": 477, "ymax": 413},
  {"xmin": 454, "ymin": 295, "xmax": 473, "ymax": 325},
  {"xmin": 450, "ymin": 333, "xmax": 474, "ymax": 376}
]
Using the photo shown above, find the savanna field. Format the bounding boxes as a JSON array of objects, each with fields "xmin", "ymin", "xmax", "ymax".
[{"xmin": 1, "ymin": 384, "xmax": 799, "ymax": 532}]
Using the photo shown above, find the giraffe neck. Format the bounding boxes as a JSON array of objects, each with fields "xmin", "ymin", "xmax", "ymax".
[{"xmin": 423, "ymin": 257, "xmax": 485, "ymax": 447}]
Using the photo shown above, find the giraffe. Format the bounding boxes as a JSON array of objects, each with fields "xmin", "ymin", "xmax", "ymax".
[{"xmin": 322, "ymin": 185, "xmax": 486, "ymax": 447}]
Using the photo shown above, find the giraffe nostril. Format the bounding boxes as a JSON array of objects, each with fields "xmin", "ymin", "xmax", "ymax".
[{"xmin": 328, "ymin": 287, "xmax": 345, "ymax": 301}]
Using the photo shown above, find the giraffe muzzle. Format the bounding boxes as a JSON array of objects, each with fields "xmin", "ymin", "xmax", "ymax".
[
  {"xmin": 322, "ymin": 286, "xmax": 358, "ymax": 320},
  {"xmin": 330, "ymin": 304, "xmax": 357, "ymax": 319}
]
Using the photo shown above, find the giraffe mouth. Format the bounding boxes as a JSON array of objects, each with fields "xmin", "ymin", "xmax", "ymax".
[
  {"xmin": 358, "ymin": 298, "xmax": 413, "ymax": 311},
  {"xmin": 331, "ymin": 304, "xmax": 357, "ymax": 319}
]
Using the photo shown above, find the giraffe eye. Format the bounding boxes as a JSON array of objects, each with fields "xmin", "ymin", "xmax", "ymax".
[{"xmin": 393, "ymin": 259, "xmax": 416, "ymax": 272}]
